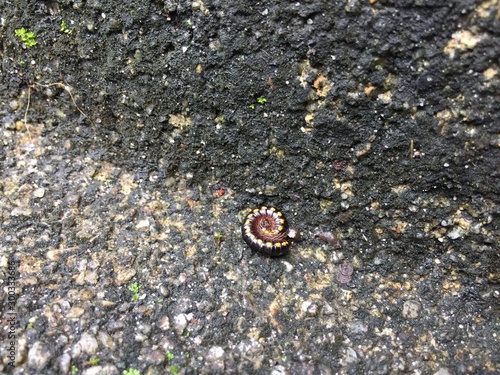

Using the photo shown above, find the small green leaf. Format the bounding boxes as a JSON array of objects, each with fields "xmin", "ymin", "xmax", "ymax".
[
  {"xmin": 15, "ymin": 28, "xmax": 37, "ymax": 47},
  {"xmin": 60, "ymin": 20, "xmax": 73, "ymax": 34},
  {"xmin": 89, "ymin": 357, "xmax": 100, "ymax": 365},
  {"xmin": 128, "ymin": 282, "xmax": 141, "ymax": 293},
  {"xmin": 128, "ymin": 282, "xmax": 141, "ymax": 302}
]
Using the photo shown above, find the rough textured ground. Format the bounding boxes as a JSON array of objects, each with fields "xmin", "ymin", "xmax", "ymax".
[{"xmin": 1, "ymin": 0, "xmax": 499, "ymax": 374}]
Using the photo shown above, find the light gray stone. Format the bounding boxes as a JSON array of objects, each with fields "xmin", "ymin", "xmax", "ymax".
[
  {"xmin": 57, "ymin": 352, "xmax": 71, "ymax": 374},
  {"xmin": 28, "ymin": 341, "xmax": 50, "ymax": 370}
]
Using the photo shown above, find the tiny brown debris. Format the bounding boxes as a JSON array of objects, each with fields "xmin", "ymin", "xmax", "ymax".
[
  {"xmin": 314, "ymin": 231, "xmax": 341, "ymax": 248},
  {"xmin": 337, "ymin": 262, "xmax": 354, "ymax": 284},
  {"xmin": 333, "ymin": 159, "xmax": 347, "ymax": 171},
  {"xmin": 338, "ymin": 211, "xmax": 352, "ymax": 224},
  {"xmin": 213, "ymin": 233, "xmax": 224, "ymax": 246},
  {"xmin": 267, "ymin": 77, "xmax": 275, "ymax": 90}
]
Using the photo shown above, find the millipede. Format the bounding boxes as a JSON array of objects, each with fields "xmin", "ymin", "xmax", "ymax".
[{"xmin": 241, "ymin": 206, "xmax": 300, "ymax": 257}]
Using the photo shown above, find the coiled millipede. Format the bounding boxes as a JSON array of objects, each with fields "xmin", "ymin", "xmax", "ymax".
[{"xmin": 241, "ymin": 206, "xmax": 300, "ymax": 256}]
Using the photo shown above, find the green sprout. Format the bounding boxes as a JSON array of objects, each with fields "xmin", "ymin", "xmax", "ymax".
[
  {"xmin": 123, "ymin": 369, "xmax": 140, "ymax": 375},
  {"xmin": 187, "ymin": 19, "xmax": 192, "ymax": 26},
  {"xmin": 166, "ymin": 350, "xmax": 174, "ymax": 362},
  {"xmin": 89, "ymin": 357, "xmax": 100, "ymax": 365},
  {"xmin": 168, "ymin": 365, "xmax": 180, "ymax": 375},
  {"xmin": 128, "ymin": 282, "xmax": 141, "ymax": 302},
  {"xmin": 214, "ymin": 232, "xmax": 224, "ymax": 246},
  {"xmin": 60, "ymin": 20, "xmax": 73, "ymax": 34},
  {"xmin": 250, "ymin": 96, "xmax": 267, "ymax": 109},
  {"xmin": 71, "ymin": 365, "xmax": 78, "ymax": 374},
  {"xmin": 15, "ymin": 28, "xmax": 37, "ymax": 47},
  {"xmin": 214, "ymin": 115, "xmax": 225, "ymax": 124}
]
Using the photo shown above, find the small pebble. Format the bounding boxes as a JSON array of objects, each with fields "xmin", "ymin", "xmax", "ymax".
[
  {"xmin": 344, "ymin": 347, "xmax": 359, "ymax": 364},
  {"xmin": 81, "ymin": 365, "xmax": 119, "ymax": 375},
  {"xmin": 5, "ymin": 121, "xmax": 16, "ymax": 130},
  {"xmin": 57, "ymin": 353, "xmax": 71, "ymax": 374},
  {"xmin": 159, "ymin": 316, "xmax": 170, "ymax": 330},
  {"xmin": 433, "ymin": 368, "xmax": 451, "ymax": 375},
  {"xmin": 74, "ymin": 332, "xmax": 98, "ymax": 357},
  {"xmin": 205, "ymin": 346, "xmax": 225, "ymax": 371},
  {"xmin": 11, "ymin": 206, "xmax": 33, "ymax": 217},
  {"xmin": 136, "ymin": 218, "xmax": 150, "ymax": 230},
  {"xmin": 447, "ymin": 227, "xmax": 464, "ymax": 239},
  {"xmin": 98, "ymin": 331, "xmax": 115, "ymax": 350},
  {"xmin": 402, "ymin": 300, "xmax": 421, "ymax": 319},
  {"xmin": 66, "ymin": 306, "xmax": 85, "ymax": 319},
  {"xmin": 306, "ymin": 302, "xmax": 319, "ymax": 317},
  {"xmin": 315, "ymin": 231, "xmax": 341, "ymax": 247},
  {"xmin": 28, "ymin": 341, "xmax": 50, "ymax": 370},
  {"xmin": 9, "ymin": 100, "xmax": 20, "ymax": 110},
  {"xmin": 33, "ymin": 187, "xmax": 45, "ymax": 198},
  {"xmin": 114, "ymin": 268, "xmax": 136, "ymax": 283},
  {"xmin": 322, "ymin": 302, "xmax": 334, "ymax": 315},
  {"xmin": 66, "ymin": 193, "xmax": 81, "ymax": 208},
  {"xmin": 271, "ymin": 365, "xmax": 287, "ymax": 375},
  {"xmin": 147, "ymin": 349, "xmax": 166, "ymax": 365},
  {"xmin": 173, "ymin": 313, "xmax": 192, "ymax": 335},
  {"xmin": 159, "ymin": 284, "xmax": 171, "ymax": 297},
  {"xmin": 134, "ymin": 333, "xmax": 148, "ymax": 342},
  {"xmin": 337, "ymin": 262, "xmax": 354, "ymax": 284}
]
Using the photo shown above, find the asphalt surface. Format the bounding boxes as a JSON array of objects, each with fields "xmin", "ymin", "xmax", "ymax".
[{"xmin": 1, "ymin": 0, "xmax": 499, "ymax": 374}]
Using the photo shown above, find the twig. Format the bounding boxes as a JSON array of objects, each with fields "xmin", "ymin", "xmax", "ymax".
[
  {"xmin": 34, "ymin": 82, "xmax": 89, "ymax": 119},
  {"xmin": 23, "ymin": 85, "xmax": 33, "ymax": 139},
  {"xmin": 23, "ymin": 81, "xmax": 90, "ymax": 139}
]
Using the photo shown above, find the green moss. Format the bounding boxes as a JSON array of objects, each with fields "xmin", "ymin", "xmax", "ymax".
[
  {"xmin": 128, "ymin": 282, "xmax": 141, "ymax": 302},
  {"xmin": 60, "ymin": 20, "xmax": 73, "ymax": 34},
  {"xmin": 15, "ymin": 28, "xmax": 37, "ymax": 47},
  {"xmin": 89, "ymin": 357, "xmax": 100, "ymax": 365}
]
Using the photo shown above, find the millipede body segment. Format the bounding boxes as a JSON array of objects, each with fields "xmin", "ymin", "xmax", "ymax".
[{"xmin": 241, "ymin": 206, "xmax": 298, "ymax": 257}]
